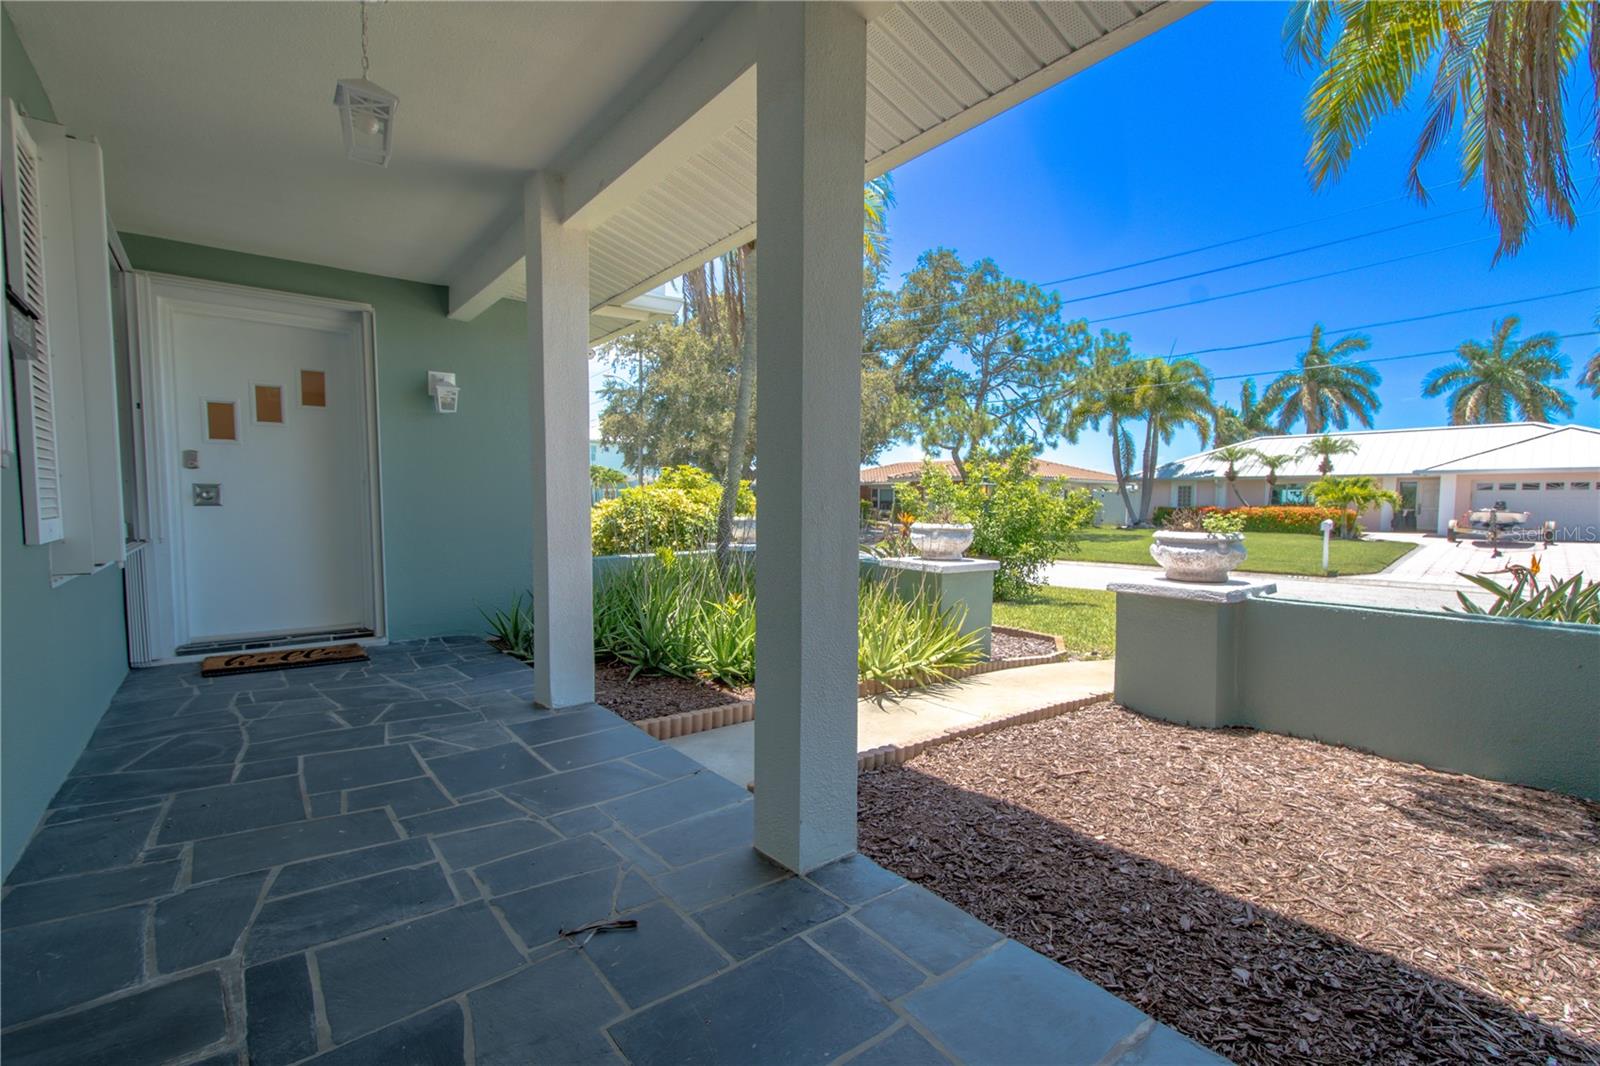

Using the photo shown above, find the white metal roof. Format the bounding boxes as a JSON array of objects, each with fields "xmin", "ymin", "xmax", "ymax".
[
  {"xmin": 1158, "ymin": 423, "xmax": 1586, "ymax": 480},
  {"xmin": 1420, "ymin": 425, "xmax": 1600, "ymax": 475}
]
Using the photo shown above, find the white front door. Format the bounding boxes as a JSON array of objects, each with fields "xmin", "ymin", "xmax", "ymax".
[{"xmin": 165, "ymin": 289, "xmax": 378, "ymax": 646}]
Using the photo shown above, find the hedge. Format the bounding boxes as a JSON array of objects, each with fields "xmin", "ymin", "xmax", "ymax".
[{"xmin": 1152, "ymin": 505, "xmax": 1347, "ymax": 534}]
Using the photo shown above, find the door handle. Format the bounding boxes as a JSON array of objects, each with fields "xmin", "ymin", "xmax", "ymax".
[{"xmin": 193, "ymin": 483, "xmax": 222, "ymax": 507}]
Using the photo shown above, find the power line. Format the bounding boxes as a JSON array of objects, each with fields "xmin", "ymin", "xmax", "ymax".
[
  {"xmin": 1023, "ymin": 142, "xmax": 1597, "ymax": 287},
  {"xmin": 1181, "ymin": 286, "xmax": 1600, "ymax": 358},
  {"xmin": 1062, "ymin": 207, "xmax": 1476, "ymax": 304},
  {"xmin": 856, "ymin": 284, "xmax": 1598, "ymax": 364},
  {"xmin": 1091, "ymin": 232, "xmax": 1499, "ymax": 323}
]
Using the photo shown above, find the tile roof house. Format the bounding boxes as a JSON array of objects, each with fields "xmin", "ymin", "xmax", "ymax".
[{"xmin": 861, "ymin": 458, "xmax": 1130, "ymax": 525}]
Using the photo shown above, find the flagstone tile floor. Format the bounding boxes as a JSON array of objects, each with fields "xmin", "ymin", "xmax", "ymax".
[{"xmin": 0, "ymin": 637, "xmax": 1227, "ymax": 1065}]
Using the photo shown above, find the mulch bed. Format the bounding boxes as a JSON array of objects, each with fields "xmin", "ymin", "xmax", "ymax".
[
  {"xmin": 857, "ymin": 702, "xmax": 1600, "ymax": 1065},
  {"xmin": 502, "ymin": 636, "xmax": 1054, "ymax": 724},
  {"xmin": 988, "ymin": 629, "xmax": 1058, "ymax": 661},
  {"xmin": 595, "ymin": 661, "xmax": 751, "ymax": 723}
]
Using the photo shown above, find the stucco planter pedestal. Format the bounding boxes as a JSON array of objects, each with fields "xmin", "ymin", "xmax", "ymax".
[
  {"xmin": 1149, "ymin": 531, "xmax": 1246, "ymax": 583},
  {"xmin": 909, "ymin": 522, "xmax": 974, "ymax": 560}
]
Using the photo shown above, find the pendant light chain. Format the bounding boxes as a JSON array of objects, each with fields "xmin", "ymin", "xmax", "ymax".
[{"xmin": 359, "ymin": 0, "xmax": 371, "ymax": 78}]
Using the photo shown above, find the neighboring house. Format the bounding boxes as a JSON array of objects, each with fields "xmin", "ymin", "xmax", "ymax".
[
  {"xmin": 1154, "ymin": 423, "xmax": 1600, "ymax": 539},
  {"xmin": 860, "ymin": 458, "xmax": 1135, "ymax": 526}
]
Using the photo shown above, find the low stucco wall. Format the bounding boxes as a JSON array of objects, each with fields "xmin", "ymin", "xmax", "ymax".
[{"xmin": 1116, "ymin": 590, "xmax": 1600, "ymax": 800}]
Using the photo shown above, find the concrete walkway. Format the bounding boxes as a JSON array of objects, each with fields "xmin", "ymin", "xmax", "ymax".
[{"xmin": 668, "ymin": 660, "xmax": 1115, "ymax": 787}]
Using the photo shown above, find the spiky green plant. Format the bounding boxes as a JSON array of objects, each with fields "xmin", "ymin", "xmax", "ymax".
[
  {"xmin": 856, "ymin": 575, "xmax": 982, "ymax": 690},
  {"xmin": 482, "ymin": 592, "xmax": 535, "ymax": 662},
  {"xmin": 1451, "ymin": 560, "xmax": 1600, "ymax": 624}
]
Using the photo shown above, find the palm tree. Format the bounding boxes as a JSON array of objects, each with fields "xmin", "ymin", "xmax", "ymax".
[
  {"xmin": 1254, "ymin": 451, "xmax": 1296, "ymax": 506},
  {"xmin": 1309, "ymin": 475, "xmax": 1401, "ymax": 539},
  {"xmin": 1584, "ymin": 316, "xmax": 1600, "ymax": 398},
  {"xmin": 1298, "ymin": 434, "xmax": 1359, "ymax": 476},
  {"xmin": 1132, "ymin": 357, "xmax": 1214, "ymax": 525},
  {"xmin": 1212, "ymin": 378, "xmax": 1274, "ymax": 446},
  {"xmin": 1422, "ymin": 316, "xmax": 1574, "ymax": 424},
  {"xmin": 1210, "ymin": 445, "xmax": 1257, "ymax": 507},
  {"xmin": 1263, "ymin": 325, "xmax": 1381, "ymax": 433},
  {"xmin": 1065, "ymin": 333, "xmax": 1141, "ymax": 525},
  {"xmin": 1286, "ymin": 2, "xmax": 1597, "ymax": 260}
]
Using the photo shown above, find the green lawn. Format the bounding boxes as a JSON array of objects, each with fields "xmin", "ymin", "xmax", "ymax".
[
  {"xmin": 994, "ymin": 587, "xmax": 1116, "ymax": 658},
  {"xmin": 1060, "ymin": 527, "xmax": 1417, "ymax": 577}
]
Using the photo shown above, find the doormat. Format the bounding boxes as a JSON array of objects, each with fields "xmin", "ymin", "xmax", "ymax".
[{"xmin": 200, "ymin": 643, "xmax": 368, "ymax": 677}]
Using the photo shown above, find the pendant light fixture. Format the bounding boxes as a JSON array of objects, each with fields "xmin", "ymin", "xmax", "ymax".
[{"xmin": 333, "ymin": 1, "xmax": 397, "ymax": 166}]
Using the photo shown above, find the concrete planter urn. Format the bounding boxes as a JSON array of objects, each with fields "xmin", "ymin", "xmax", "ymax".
[
  {"xmin": 1149, "ymin": 530, "xmax": 1246, "ymax": 583},
  {"xmin": 909, "ymin": 522, "xmax": 974, "ymax": 560}
]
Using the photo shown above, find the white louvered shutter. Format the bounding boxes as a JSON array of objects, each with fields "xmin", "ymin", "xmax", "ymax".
[{"xmin": 4, "ymin": 101, "xmax": 63, "ymax": 544}]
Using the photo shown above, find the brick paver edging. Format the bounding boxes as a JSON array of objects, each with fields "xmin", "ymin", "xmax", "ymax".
[{"xmin": 633, "ymin": 625, "xmax": 1077, "ymax": 742}]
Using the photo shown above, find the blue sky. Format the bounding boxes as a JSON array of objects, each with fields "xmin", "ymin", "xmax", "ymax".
[{"xmin": 869, "ymin": 0, "xmax": 1599, "ymax": 473}]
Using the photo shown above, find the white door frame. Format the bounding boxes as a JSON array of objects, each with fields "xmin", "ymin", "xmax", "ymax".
[{"xmin": 127, "ymin": 272, "xmax": 386, "ymax": 660}]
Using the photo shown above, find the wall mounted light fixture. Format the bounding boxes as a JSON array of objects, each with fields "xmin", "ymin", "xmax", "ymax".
[{"xmin": 427, "ymin": 371, "xmax": 458, "ymax": 414}]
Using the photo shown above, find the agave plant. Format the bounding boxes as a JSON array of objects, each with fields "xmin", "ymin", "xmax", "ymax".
[
  {"xmin": 1451, "ymin": 558, "xmax": 1600, "ymax": 624},
  {"xmin": 857, "ymin": 575, "xmax": 982, "ymax": 690},
  {"xmin": 481, "ymin": 592, "xmax": 536, "ymax": 662}
]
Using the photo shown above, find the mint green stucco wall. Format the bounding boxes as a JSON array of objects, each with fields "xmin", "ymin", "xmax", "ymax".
[
  {"xmin": 1114, "ymin": 589, "xmax": 1600, "ymax": 800},
  {"xmin": 1, "ymin": 9, "xmax": 132, "ymax": 876},
  {"xmin": 119, "ymin": 236, "xmax": 535, "ymax": 642}
]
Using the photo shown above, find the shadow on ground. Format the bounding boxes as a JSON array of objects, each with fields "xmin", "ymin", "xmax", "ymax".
[{"xmin": 860, "ymin": 754, "xmax": 1599, "ymax": 1065}]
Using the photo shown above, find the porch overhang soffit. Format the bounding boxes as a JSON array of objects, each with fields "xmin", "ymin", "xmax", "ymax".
[{"xmin": 446, "ymin": 0, "xmax": 1199, "ymax": 327}]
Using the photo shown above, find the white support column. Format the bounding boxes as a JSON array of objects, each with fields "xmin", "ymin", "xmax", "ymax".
[
  {"xmin": 753, "ymin": 1, "xmax": 867, "ymax": 874},
  {"xmin": 1437, "ymin": 475, "xmax": 1459, "ymax": 536},
  {"xmin": 524, "ymin": 172, "xmax": 596, "ymax": 708}
]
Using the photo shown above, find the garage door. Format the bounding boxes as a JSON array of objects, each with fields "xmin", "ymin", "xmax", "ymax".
[{"xmin": 1471, "ymin": 477, "xmax": 1600, "ymax": 541}]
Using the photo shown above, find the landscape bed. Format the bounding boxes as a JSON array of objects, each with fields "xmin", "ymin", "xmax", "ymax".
[
  {"xmin": 858, "ymin": 701, "xmax": 1599, "ymax": 1065},
  {"xmin": 495, "ymin": 626, "xmax": 1067, "ymax": 729},
  {"xmin": 1061, "ymin": 527, "xmax": 1419, "ymax": 576}
]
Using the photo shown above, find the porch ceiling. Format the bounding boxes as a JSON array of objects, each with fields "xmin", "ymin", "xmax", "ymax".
[{"xmin": 7, "ymin": 0, "xmax": 1193, "ymax": 326}]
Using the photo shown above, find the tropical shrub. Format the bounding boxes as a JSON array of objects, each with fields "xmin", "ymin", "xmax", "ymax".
[
  {"xmin": 591, "ymin": 465, "xmax": 753, "ymax": 555},
  {"xmin": 1151, "ymin": 504, "xmax": 1345, "ymax": 534},
  {"xmin": 1308, "ymin": 476, "xmax": 1401, "ymax": 538},
  {"xmin": 1451, "ymin": 559, "xmax": 1600, "ymax": 625},
  {"xmin": 905, "ymin": 451, "xmax": 1097, "ymax": 600},
  {"xmin": 1202, "ymin": 510, "xmax": 1246, "ymax": 535},
  {"xmin": 1158, "ymin": 507, "xmax": 1243, "ymax": 535},
  {"xmin": 593, "ymin": 549, "xmax": 755, "ymax": 685},
  {"xmin": 588, "ymin": 552, "xmax": 981, "ymax": 688}
]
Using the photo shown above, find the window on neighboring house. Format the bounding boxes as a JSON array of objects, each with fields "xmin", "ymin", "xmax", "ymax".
[
  {"xmin": 870, "ymin": 486, "xmax": 896, "ymax": 512},
  {"xmin": 1521, "ymin": 483, "xmax": 1540, "ymax": 491},
  {"xmin": 1475, "ymin": 483, "xmax": 1494, "ymax": 492},
  {"xmin": 1573, "ymin": 482, "xmax": 1592, "ymax": 491},
  {"xmin": 1498, "ymin": 482, "xmax": 1517, "ymax": 491},
  {"xmin": 1271, "ymin": 484, "xmax": 1307, "ymax": 505},
  {"xmin": 1546, "ymin": 483, "xmax": 1566, "ymax": 491},
  {"xmin": 1176, "ymin": 485, "xmax": 1194, "ymax": 508}
]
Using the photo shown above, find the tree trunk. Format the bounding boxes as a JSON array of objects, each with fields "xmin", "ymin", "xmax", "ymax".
[
  {"xmin": 716, "ymin": 244, "xmax": 757, "ymax": 571},
  {"xmin": 1110, "ymin": 419, "xmax": 1136, "ymax": 526},
  {"xmin": 1135, "ymin": 419, "xmax": 1159, "ymax": 525}
]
